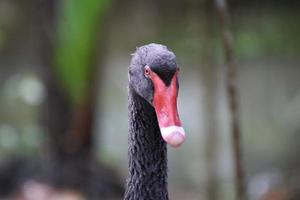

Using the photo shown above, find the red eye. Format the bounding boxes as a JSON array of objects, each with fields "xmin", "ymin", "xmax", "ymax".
[{"xmin": 144, "ymin": 66, "xmax": 151, "ymax": 77}]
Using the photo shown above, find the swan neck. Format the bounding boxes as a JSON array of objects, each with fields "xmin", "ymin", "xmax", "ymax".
[{"xmin": 124, "ymin": 88, "xmax": 168, "ymax": 200}]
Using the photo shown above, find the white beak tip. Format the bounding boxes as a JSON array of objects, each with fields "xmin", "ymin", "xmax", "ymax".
[{"xmin": 160, "ymin": 126, "xmax": 186, "ymax": 148}]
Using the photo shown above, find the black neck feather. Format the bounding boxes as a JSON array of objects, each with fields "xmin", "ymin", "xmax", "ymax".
[{"xmin": 124, "ymin": 87, "xmax": 168, "ymax": 200}]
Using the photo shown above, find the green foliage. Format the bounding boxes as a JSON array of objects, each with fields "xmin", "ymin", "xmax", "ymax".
[
  {"xmin": 54, "ymin": 0, "xmax": 110, "ymax": 104},
  {"xmin": 234, "ymin": 12, "xmax": 300, "ymax": 60}
]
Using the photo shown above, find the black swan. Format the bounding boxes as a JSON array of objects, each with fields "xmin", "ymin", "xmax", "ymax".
[{"xmin": 124, "ymin": 43, "xmax": 185, "ymax": 200}]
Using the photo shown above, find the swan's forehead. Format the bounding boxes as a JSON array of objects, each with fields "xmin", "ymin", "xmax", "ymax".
[
  {"xmin": 144, "ymin": 48, "xmax": 176, "ymax": 69},
  {"xmin": 147, "ymin": 53, "xmax": 177, "ymax": 71},
  {"xmin": 132, "ymin": 43, "xmax": 177, "ymax": 69}
]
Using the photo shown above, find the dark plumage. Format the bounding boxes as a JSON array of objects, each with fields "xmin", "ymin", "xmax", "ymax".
[
  {"xmin": 124, "ymin": 43, "xmax": 182, "ymax": 200},
  {"xmin": 125, "ymin": 89, "xmax": 168, "ymax": 200}
]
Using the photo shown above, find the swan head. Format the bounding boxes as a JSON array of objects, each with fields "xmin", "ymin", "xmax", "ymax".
[{"xmin": 129, "ymin": 43, "xmax": 185, "ymax": 148}]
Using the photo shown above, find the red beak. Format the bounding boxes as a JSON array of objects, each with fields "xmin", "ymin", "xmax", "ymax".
[{"xmin": 147, "ymin": 67, "xmax": 186, "ymax": 148}]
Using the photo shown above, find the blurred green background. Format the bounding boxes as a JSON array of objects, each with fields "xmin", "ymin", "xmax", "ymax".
[{"xmin": 0, "ymin": 0, "xmax": 300, "ymax": 200}]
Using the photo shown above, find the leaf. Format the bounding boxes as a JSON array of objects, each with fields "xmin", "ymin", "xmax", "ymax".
[{"xmin": 54, "ymin": 0, "xmax": 110, "ymax": 104}]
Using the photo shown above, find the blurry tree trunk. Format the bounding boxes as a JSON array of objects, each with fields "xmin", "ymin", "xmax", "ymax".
[
  {"xmin": 35, "ymin": 0, "xmax": 73, "ymax": 162},
  {"xmin": 36, "ymin": 0, "xmax": 123, "ymax": 198},
  {"xmin": 37, "ymin": 0, "xmax": 91, "ymax": 165},
  {"xmin": 37, "ymin": 0, "xmax": 99, "ymax": 164},
  {"xmin": 200, "ymin": 1, "xmax": 219, "ymax": 200},
  {"xmin": 215, "ymin": 0, "xmax": 245, "ymax": 200},
  {"xmin": 202, "ymin": 3, "xmax": 219, "ymax": 200},
  {"xmin": 186, "ymin": 1, "xmax": 219, "ymax": 199}
]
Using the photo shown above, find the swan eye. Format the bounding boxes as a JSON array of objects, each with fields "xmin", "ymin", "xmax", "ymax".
[{"xmin": 144, "ymin": 66, "xmax": 151, "ymax": 78}]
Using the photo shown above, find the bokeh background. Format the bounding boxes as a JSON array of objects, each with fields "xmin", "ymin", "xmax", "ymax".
[{"xmin": 0, "ymin": 0, "xmax": 300, "ymax": 199}]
